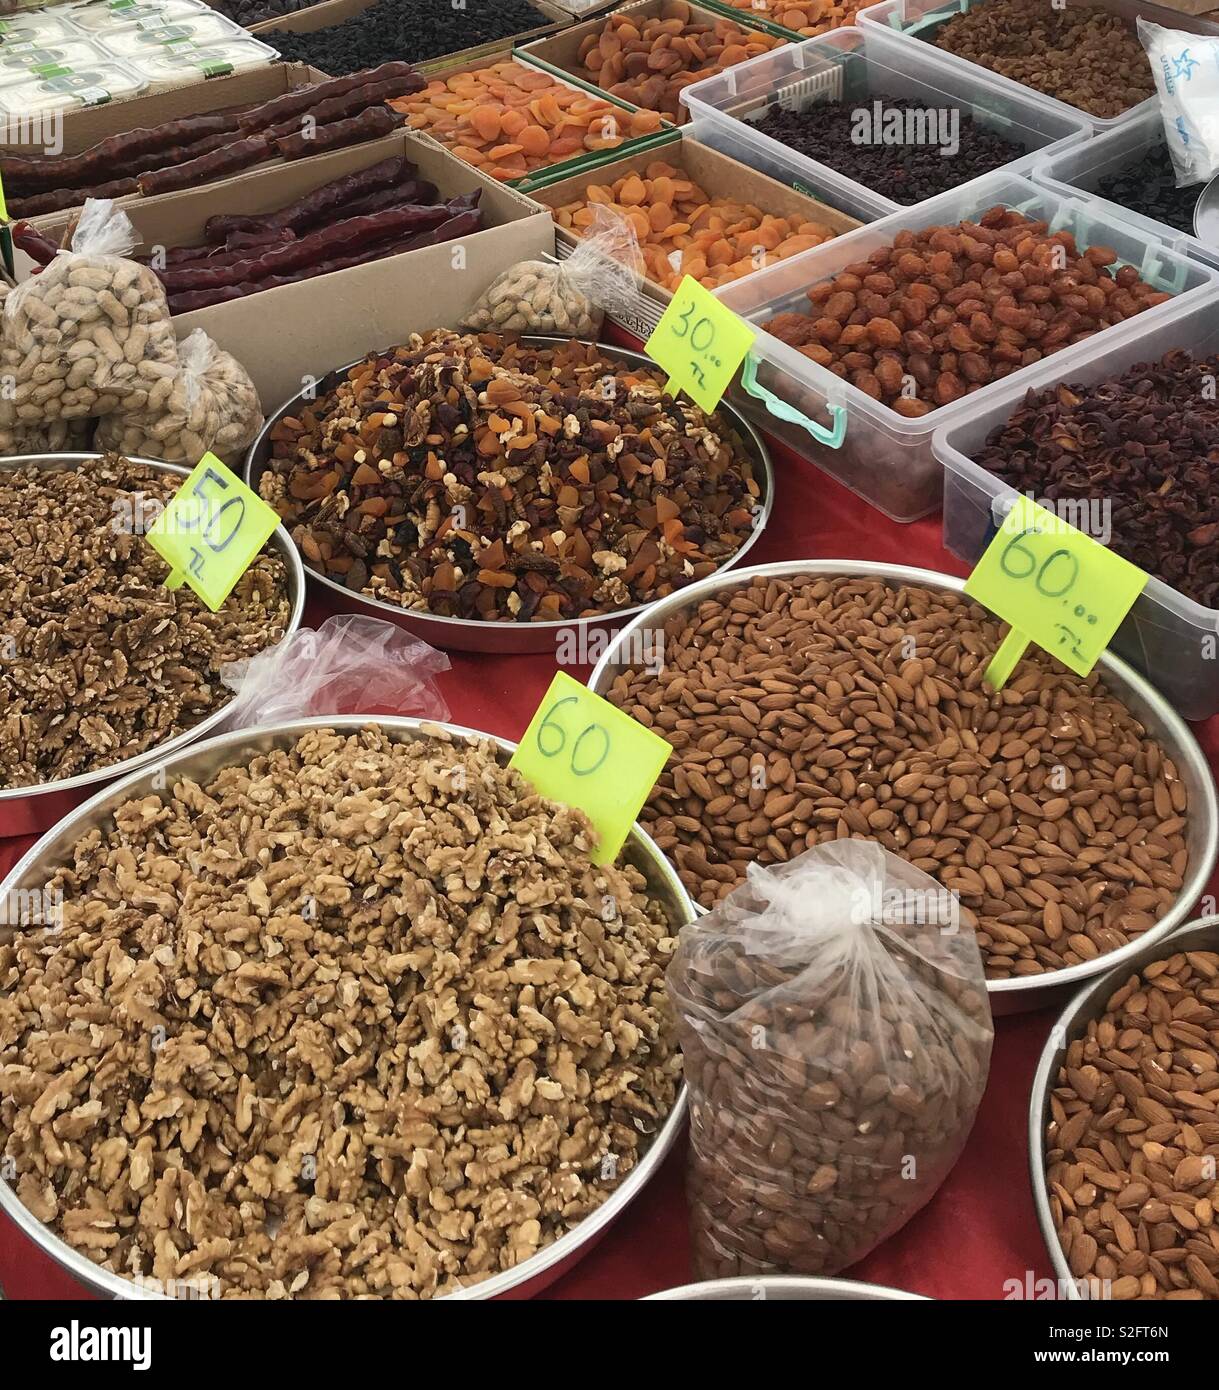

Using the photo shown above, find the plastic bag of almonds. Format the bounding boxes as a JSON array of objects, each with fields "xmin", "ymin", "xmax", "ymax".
[
  {"xmin": 94, "ymin": 328, "xmax": 263, "ymax": 466},
  {"xmin": 463, "ymin": 205, "xmax": 642, "ymax": 336},
  {"xmin": 0, "ymin": 198, "xmax": 180, "ymax": 429},
  {"xmin": 670, "ymin": 840, "xmax": 994, "ymax": 1280}
]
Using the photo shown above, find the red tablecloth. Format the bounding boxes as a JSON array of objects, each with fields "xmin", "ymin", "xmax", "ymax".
[{"xmin": 3, "ymin": 368, "xmax": 1218, "ymax": 1302}]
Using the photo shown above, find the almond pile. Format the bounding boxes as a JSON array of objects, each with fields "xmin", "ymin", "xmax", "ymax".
[{"xmin": 1045, "ymin": 948, "xmax": 1219, "ymax": 1299}]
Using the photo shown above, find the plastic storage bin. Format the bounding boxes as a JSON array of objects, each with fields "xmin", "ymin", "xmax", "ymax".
[
  {"xmin": 0, "ymin": 57, "xmax": 146, "ymax": 113},
  {"xmin": 712, "ymin": 172, "xmax": 1219, "ymax": 522},
  {"xmin": 1033, "ymin": 105, "xmax": 1219, "ymax": 273},
  {"xmin": 103, "ymin": 13, "xmax": 251, "ymax": 55},
  {"xmin": 857, "ymin": 0, "xmax": 1219, "ymax": 133},
  {"xmin": 679, "ymin": 27, "xmax": 1091, "ymax": 223},
  {"xmin": 0, "ymin": 37, "xmax": 111, "ymax": 74},
  {"xmin": 0, "ymin": 12, "xmax": 80, "ymax": 46},
  {"xmin": 66, "ymin": 0, "xmax": 211, "ymax": 30},
  {"xmin": 121, "ymin": 35, "xmax": 279, "ymax": 83},
  {"xmin": 936, "ymin": 293, "xmax": 1219, "ymax": 721}
]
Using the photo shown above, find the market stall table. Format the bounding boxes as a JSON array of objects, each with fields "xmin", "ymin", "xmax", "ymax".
[{"xmin": 2, "ymin": 363, "xmax": 1216, "ymax": 1302}]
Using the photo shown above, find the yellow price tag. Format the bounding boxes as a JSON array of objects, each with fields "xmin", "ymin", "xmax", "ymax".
[
  {"xmin": 146, "ymin": 452, "xmax": 280, "ymax": 613},
  {"xmin": 509, "ymin": 670, "xmax": 671, "ymax": 866},
  {"xmin": 645, "ymin": 275, "xmax": 756, "ymax": 414},
  {"xmin": 964, "ymin": 495, "xmax": 1148, "ymax": 689},
  {"xmin": 0, "ymin": 169, "xmax": 8, "ymax": 222}
]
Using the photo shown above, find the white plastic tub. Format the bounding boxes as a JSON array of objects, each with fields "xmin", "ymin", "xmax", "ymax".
[
  {"xmin": 0, "ymin": 56, "xmax": 147, "ymax": 114},
  {"xmin": 857, "ymin": 0, "xmax": 1219, "ymax": 133},
  {"xmin": 1033, "ymin": 105, "xmax": 1219, "ymax": 273},
  {"xmin": 935, "ymin": 293, "xmax": 1219, "ymax": 721},
  {"xmin": 680, "ymin": 26, "xmax": 1091, "ymax": 223},
  {"xmin": 713, "ymin": 172, "xmax": 1219, "ymax": 522}
]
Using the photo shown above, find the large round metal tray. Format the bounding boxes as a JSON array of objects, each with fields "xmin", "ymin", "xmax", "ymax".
[
  {"xmin": 1028, "ymin": 913, "xmax": 1219, "ymax": 1300},
  {"xmin": 244, "ymin": 335, "xmax": 774, "ymax": 655},
  {"xmin": 645, "ymin": 1276, "xmax": 926, "ymax": 1300},
  {"xmin": 0, "ymin": 452, "xmax": 306, "ymax": 840},
  {"xmin": 587, "ymin": 558, "xmax": 1219, "ymax": 1015},
  {"xmin": 0, "ymin": 715, "xmax": 693, "ymax": 1301}
]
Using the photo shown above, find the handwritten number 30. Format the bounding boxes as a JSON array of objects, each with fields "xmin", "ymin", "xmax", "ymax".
[{"xmin": 536, "ymin": 697, "xmax": 611, "ymax": 776}]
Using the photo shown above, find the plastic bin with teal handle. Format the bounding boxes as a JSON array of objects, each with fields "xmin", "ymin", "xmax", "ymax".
[{"xmin": 716, "ymin": 170, "xmax": 1219, "ymax": 523}]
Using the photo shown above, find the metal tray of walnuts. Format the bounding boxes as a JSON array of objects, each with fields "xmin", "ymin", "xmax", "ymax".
[
  {"xmin": 244, "ymin": 336, "xmax": 775, "ymax": 655},
  {"xmin": 0, "ymin": 714, "xmax": 693, "ymax": 1302},
  {"xmin": 587, "ymin": 558, "xmax": 1219, "ymax": 1016},
  {"xmin": 646, "ymin": 1276, "xmax": 926, "ymax": 1299},
  {"xmin": 0, "ymin": 452, "xmax": 306, "ymax": 840},
  {"xmin": 1027, "ymin": 913, "xmax": 1219, "ymax": 1302}
]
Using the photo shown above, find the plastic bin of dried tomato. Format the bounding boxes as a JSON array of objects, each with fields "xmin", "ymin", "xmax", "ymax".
[{"xmin": 937, "ymin": 292, "xmax": 1219, "ymax": 722}]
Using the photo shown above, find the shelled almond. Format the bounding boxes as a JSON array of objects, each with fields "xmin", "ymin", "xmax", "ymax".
[
  {"xmin": 388, "ymin": 61, "xmax": 664, "ymax": 181},
  {"xmin": 575, "ymin": 1, "xmax": 786, "ymax": 123},
  {"xmin": 552, "ymin": 160, "xmax": 839, "ymax": 290}
]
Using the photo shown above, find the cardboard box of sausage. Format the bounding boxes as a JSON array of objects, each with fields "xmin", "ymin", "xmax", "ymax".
[{"xmin": 28, "ymin": 131, "xmax": 552, "ymax": 410}]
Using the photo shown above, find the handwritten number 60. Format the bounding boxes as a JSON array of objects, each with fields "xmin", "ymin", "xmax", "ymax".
[
  {"xmin": 536, "ymin": 697, "xmax": 611, "ymax": 776},
  {"xmin": 1000, "ymin": 532, "xmax": 1080, "ymax": 598}
]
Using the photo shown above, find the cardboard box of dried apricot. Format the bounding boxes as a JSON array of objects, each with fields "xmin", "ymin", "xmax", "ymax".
[{"xmin": 530, "ymin": 132, "xmax": 861, "ymax": 336}]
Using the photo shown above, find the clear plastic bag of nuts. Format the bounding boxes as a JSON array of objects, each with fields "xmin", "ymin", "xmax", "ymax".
[
  {"xmin": 463, "ymin": 204, "xmax": 643, "ymax": 337},
  {"xmin": 669, "ymin": 840, "xmax": 994, "ymax": 1280},
  {"xmin": 0, "ymin": 198, "xmax": 180, "ymax": 429},
  {"xmin": 94, "ymin": 327, "xmax": 264, "ymax": 466}
]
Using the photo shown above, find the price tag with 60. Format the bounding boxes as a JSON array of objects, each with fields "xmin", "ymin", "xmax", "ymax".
[
  {"xmin": 509, "ymin": 671, "xmax": 671, "ymax": 865},
  {"xmin": 964, "ymin": 494, "xmax": 1148, "ymax": 689},
  {"xmin": 645, "ymin": 275, "xmax": 756, "ymax": 414}
]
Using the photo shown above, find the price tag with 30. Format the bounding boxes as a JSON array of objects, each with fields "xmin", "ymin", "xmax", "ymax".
[
  {"xmin": 509, "ymin": 671, "xmax": 671, "ymax": 866},
  {"xmin": 645, "ymin": 275, "xmax": 756, "ymax": 414},
  {"xmin": 964, "ymin": 494, "xmax": 1148, "ymax": 689},
  {"xmin": 146, "ymin": 453, "xmax": 281, "ymax": 612}
]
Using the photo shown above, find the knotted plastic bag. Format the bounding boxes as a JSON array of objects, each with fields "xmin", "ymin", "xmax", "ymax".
[
  {"xmin": 2, "ymin": 198, "xmax": 179, "ymax": 427},
  {"xmin": 1140, "ymin": 19, "xmax": 1219, "ymax": 188},
  {"xmin": 669, "ymin": 840, "xmax": 994, "ymax": 1281},
  {"xmin": 219, "ymin": 614, "xmax": 451, "ymax": 729},
  {"xmin": 463, "ymin": 204, "xmax": 642, "ymax": 336},
  {"xmin": 95, "ymin": 327, "xmax": 263, "ymax": 466}
]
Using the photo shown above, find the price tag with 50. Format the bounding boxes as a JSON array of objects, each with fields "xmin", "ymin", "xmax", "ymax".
[
  {"xmin": 964, "ymin": 494, "xmax": 1148, "ymax": 689},
  {"xmin": 509, "ymin": 671, "xmax": 671, "ymax": 866},
  {"xmin": 146, "ymin": 452, "xmax": 281, "ymax": 612}
]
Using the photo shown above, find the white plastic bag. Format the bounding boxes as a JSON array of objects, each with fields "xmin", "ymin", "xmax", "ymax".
[
  {"xmin": 1139, "ymin": 19, "xmax": 1219, "ymax": 187},
  {"xmin": 220, "ymin": 614, "xmax": 451, "ymax": 728},
  {"xmin": 2, "ymin": 198, "xmax": 179, "ymax": 426},
  {"xmin": 463, "ymin": 205, "xmax": 643, "ymax": 336},
  {"xmin": 95, "ymin": 327, "xmax": 263, "ymax": 465},
  {"xmin": 669, "ymin": 840, "xmax": 994, "ymax": 1281}
]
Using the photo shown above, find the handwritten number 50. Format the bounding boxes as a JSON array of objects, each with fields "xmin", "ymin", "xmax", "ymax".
[{"xmin": 536, "ymin": 697, "xmax": 611, "ymax": 776}]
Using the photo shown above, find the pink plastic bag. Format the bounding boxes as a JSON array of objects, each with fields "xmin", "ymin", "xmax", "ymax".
[{"xmin": 220, "ymin": 614, "xmax": 451, "ymax": 727}]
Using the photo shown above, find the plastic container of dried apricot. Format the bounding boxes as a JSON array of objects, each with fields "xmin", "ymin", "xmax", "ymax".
[
  {"xmin": 388, "ymin": 50, "xmax": 675, "ymax": 189},
  {"xmin": 532, "ymin": 129, "xmax": 862, "ymax": 338},
  {"xmin": 712, "ymin": 172, "xmax": 1219, "ymax": 523}
]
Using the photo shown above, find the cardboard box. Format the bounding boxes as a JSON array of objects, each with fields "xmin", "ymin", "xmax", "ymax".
[
  {"xmin": 409, "ymin": 47, "xmax": 675, "ymax": 191},
  {"xmin": 37, "ymin": 131, "xmax": 552, "ymax": 408},
  {"xmin": 518, "ymin": 0, "xmax": 787, "ymax": 118},
  {"xmin": 246, "ymin": 0, "xmax": 573, "ymax": 71},
  {"xmin": 0, "ymin": 60, "xmax": 325, "ymax": 157},
  {"xmin": 532, "ymin": 131, "xmax": 860, "ymax": 336}
]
